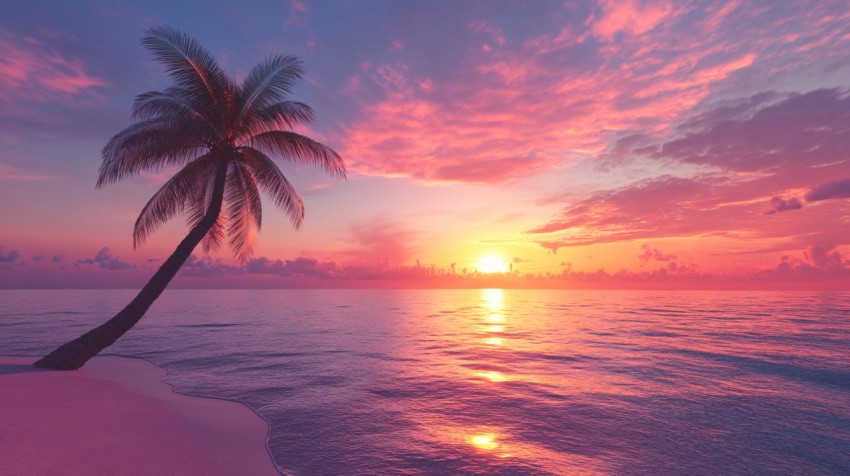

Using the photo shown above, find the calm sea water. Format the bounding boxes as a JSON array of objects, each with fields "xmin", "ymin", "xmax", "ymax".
[{"xmin": 2, "ymin": 289, "xmax": 849, "ymax": 475}]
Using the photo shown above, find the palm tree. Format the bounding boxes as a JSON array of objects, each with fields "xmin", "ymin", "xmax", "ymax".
[{"xmin": 34, "ymin": 26, "xmax": 345, "ymax": 370}]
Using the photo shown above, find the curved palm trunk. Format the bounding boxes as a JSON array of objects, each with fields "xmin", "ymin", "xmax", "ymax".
[{"xmin": 34, "ymin": 160, "xmax": 229, "ymax": 370}]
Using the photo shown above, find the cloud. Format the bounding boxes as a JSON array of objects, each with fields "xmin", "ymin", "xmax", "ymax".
[
  {"xmin": 654, "ymin": 89, "xmax": 850, "ymax": 173},
  {"xmin": 339, "ymin": 2, "xmax": 766, "ymax": 184},
  {"xmin": 590, "ymin": 0, "xmax": 674, "ymax": 40},
  {"xmin": 532, "ymin": 88, "xmax": 850, "ymax": 252},
  {"xmin": 765, "ymin": 196, "xmax": 803, "ymax": 215},
  {"xmin": 0, "ymin": 245, "xmax": 22, "ymax": 263},
  {"xmin": 341, "ymin": 1, "xmax": 850, "ymax": 185},
  {"xmin": 432, "ymin": 156, "xmax": 547, "ymax": 183},
  {"xmin": 0, "ymin": 26, "xmax": 121, "ymax": 141},
  {"xmin": 2, "ymin": 246, "xmax": 846, "ymax": 289},
  {"xmin": 638, "ymin": 244, "xmax": 677, "ymax": 266},
  {"xmin": 246, "ymin": 256, "xmax": 338, "ymax": 278},
  {"xmin": 179, "ymin": 255, "xmax": 241, "ymax": 277},
  {"xmin": 804, "ymin": 244, "xmax": 847, "ymax": 271},
  {"xmin": 805, "ymin": 178, "xmax": 850, "ymax": 202},
  {"xmin": 529, "ymin": 175, "xmax": 721, "ymax": 240},
  {"xmin": 75, "ymin": 247, "xmax": 134, "ymax": 270},
  {"xmin": 636, "ymin": 244, "xmax": 694, "ymax": 274},
  {"xmin": 0, "ymin": 29, "xmax": 107, "ymax": 101},
  {"xmin": 51, "ymin": 255, "xmax": 64, "ymax": 263}
]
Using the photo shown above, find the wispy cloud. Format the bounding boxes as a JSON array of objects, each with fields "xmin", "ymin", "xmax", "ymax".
[
  {"xmin": 531, "ymin": 88, "xmax": 850, "ymax": 253},
  {"xmin": 0, "ymin": 29, "xmax": 107, "ymax": 101},
  {"xmin": 341, "ymin": 1, "xmax": 849, "ymax": 185}
]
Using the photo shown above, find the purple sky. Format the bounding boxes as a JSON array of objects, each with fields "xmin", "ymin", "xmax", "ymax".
[{"xmin": 2, "ymin": 0, "xmax": 850, "ymax": 288}]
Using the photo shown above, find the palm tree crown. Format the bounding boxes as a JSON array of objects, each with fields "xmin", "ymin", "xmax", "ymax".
[
  {"xmin": 33, "ymin": 26, "xmax": 344, "ymax": 370},
  {"xmin": 101, "ymin": 25, "xmax": 345, "ymax": 261}
]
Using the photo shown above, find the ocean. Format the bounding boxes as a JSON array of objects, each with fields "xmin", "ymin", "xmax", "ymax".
[{"xmin": 2, "ymin": 289, "xmax": 849, "ymax": 475}]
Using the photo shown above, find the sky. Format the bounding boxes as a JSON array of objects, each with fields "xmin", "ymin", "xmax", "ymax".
[{"xmin": 2, "ymin": 0, "xmax": 850, "ymax": 289}]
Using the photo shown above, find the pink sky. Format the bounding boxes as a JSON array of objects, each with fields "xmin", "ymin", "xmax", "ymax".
[{"xmin": 1, "ymin": 0, "xmax": 850, "ymax": 288}]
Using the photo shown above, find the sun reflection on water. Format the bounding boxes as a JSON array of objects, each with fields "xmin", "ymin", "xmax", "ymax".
[
  {"xmin": 484, "ymin": 336, "xmax": 504, "ymax": 346},
  {"xmin": 468, "ymin": 433, "xmax": 500, "ymax": 450},
  {"xmin": 486, "ymin": 313, "xmax": 505, "ymax": 323},
  {"xmin": 481, "ymin": 289, "xmax": 507, "ymax": 338},
  {"xmin": 475, "ymin": 370, "xmax": 509, "ymax": 382}
]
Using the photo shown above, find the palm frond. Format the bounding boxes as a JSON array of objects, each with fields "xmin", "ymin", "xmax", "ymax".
[
  {"xmin": 245, "ymin": 130, "xmax": 346, "ymax": 179},
  {"xmin": 131, "ymin": 89, "xmax": 212, "ymax": 127},
  {"xmin": 241, "ymin": 101, "xmax": 315, "ymax": 137},
  {"xmin": 225, "ymin": 162, "xmax": 262, "ymax": 261},
  {"xmin": 201, "ymin": 214, "xmax": 226, "ymax": 254},
  {"xmin": 183, "ymin": 168, "xmax": 225, "ymax": 254},
  {"xmin": 238, "ymin": 55, "xmax": 304, "ymax": 122},
  {"xmin": 141, "ymin": 26, "xmax": 228, "ymax": 119},
  {"xmin": 133, "ymin": 154, "xmax": 216, "ymax": 247},
  {"xmin": 99, "ymin": 117, "xmax": 209, "ymax": 187},
  {"xmin": 239, "ymin": 147, "xmax": 305, "ymax": 228}
]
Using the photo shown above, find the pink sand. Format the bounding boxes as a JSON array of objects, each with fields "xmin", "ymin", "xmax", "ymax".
[{"xmin": 0, "ymin": 356, "xmax": 279, "ymax": 475}]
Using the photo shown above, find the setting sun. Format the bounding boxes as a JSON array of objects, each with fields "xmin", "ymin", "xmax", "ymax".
[{"xmin": 476, "ymin": 255, "xmax": 508, "ymax": 274}]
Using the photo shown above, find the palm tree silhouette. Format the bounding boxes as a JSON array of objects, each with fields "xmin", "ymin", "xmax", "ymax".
[{"xmin": 35, "ymin": 26, "xmax": 345, "ymax": 370}]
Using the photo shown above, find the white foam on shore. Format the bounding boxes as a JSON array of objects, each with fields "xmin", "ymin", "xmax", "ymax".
[{"xmin": 0, "ymin": 355, "xmax": 280, "ymax": 475}]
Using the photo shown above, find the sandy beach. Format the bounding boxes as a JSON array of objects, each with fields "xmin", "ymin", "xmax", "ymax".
[{"xmin": 0, "ymin": 355, "xmax": 279, "ymax": 475}]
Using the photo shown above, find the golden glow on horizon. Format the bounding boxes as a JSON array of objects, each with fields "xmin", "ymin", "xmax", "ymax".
[{"xmin": 476, "ymin": 255, "xmax": 508, "ymax": 273}]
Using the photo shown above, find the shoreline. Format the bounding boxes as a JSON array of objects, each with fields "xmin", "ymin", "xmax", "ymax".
[{"xmin": 0, "ymin": 355, "xmax": 281, "ymax": 475}]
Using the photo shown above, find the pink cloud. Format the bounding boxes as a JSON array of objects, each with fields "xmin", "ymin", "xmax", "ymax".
[
  {"xmin": 531, "ymin": 88, "xmax": 850, "ymax": 254},
  {"xmin": 803, "ymin": 244, "xmax": 847, "ymax": 270},
  {"xmin": 702, "ymin": 0, "xmax": 741, "ymax": 31},
  {"xmin": 590, "ymin": 0, "xmax": 674, "ymax": 40},
  {"xmin": 348, "ymin": 1, "xmax": 850, "ymax": 190},
  {"xmin": 528, "ymin": 175, "xmax": 734, "ymax": 245},
  {"xmin": 431, "ymin": 156, "xmax": 547, "ymax": 183},
  {"xmin": 340, "ymin": 2, "xmax": 850, "ymax": 185},
  {"xmin": 0, "ymin": 29, "xmax": 107, "ymax": 101}
]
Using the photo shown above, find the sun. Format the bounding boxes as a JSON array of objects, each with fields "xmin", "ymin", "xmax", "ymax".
[{"xmin": 477, "ymin": 255, "xmax": 508, "ymax": 273}]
